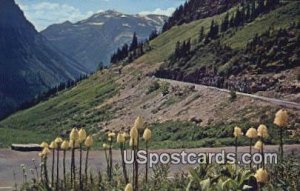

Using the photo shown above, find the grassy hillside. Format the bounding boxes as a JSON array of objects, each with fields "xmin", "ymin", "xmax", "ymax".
[
  {"xmin": 137, "ymin": 2, "xmax": 299, "ymax": 64},
  {"xmin": 0, "ymin": 1, "xmax": 299, "ymax": 148},
  {"xmin": 0, "ymin": 71, "xmax": 119, "ymax": 147}
]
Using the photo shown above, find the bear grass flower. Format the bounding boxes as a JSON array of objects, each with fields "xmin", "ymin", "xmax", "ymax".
[
  {"xmin": 42, "ymin": 147, "xmax": 51, "ymax": 156},
  {"xmin": 233, "ymin": 126, "xmax": 243, "ymax": 171},
  {"xmin": 103, "ymin": 143, "xmax": 109, "ymax": 149},
  {"xmin": 69, "ymin": 131, "xmax": 79, "ymax": 188},
  {"xmin": 130, "ymin": 127, "xmax": 138, "ymax": 141},
  {"xmin": 117, "ymin": 132, "xmax": 128, "ymax": 183},
  {"xmin": 54, "ymin": 137, "xmax": 63, "ymax": 145},
  {"xmin": 61, "ymin": 140, "xmax": 68, "ymax": 187},
  {"xmin": 246, "ymin": 128, "xmax": 258, "ymax": 139},
  {"xmin": 233, "ymin": 126, "xmax": 243, "ymax": 137},
  {"xmin": 255, "ymin": 168, "xmax": 268, "ymax": 183},
  {"xmin": 257, "ymin": 124, "xmax": 268, "ymax": 138},
  {"xmin": 274, "ymin": 109, "xmax": 289, "ymax": 161},
  {"xmin": 40, "ymin": 142, "xmax": 49, "ymax": 148},
  {"xmin": 134, "ymin": 116, "xmax": 144, "ymax": 130},
  {"xmin": 143, "ymin": 128, "xmax": 152, "ymax": 183},
  {"xmin": 70, "ymin": 128, "xmax": 79, "ymax": 141},
  {"xmin": 274, "ymin": 109, "xmax": 288, "ymax": 127},
  {"xmin": 124, "ymin": 183, "xmax": 133, "ymax": 191},
  {"xmin": 108, "ymin": 132, "xmax": 116, "ymax": 138},
  {"xmin": 117, "ymin": 133, "xmax": 126, "ymax": 144},
  {"xmin": 49, "ymin": 141, "xmax": 57, "ymax": 187},
  {"xmin": 61, "ymin": 140, "xmax": 69, "ymax": 150},
  {"xmin": 38, "ymin": 152, "xmax": 44, "ymax": 158},
  {"xmin": 143, "ymin": 128, "xmax": 152, "ymax": 142},
  {"xmin": 254, "ymin": 140, "xmax": 263, "ymax": 151},
  {"xmin": 78, "ymin": 128, "xmax": 87, "ymax": 190},
  {"xmin": 84, "ymin": 135, "xmax": 93, "ymax": 185},
  {"xmin": 78, "ymin": 128, "xmax": 87, "ymax": 143},
  {"xmin": 49, "ymin": 141, "xmax": 58, "ymax": 149},
  {"xmin": 246, "ymin": 127, "xmax": 257, "ymax": 169},
  {"xmin": 84, "ymin": 135, "xmax": 94, "ymax": 148}
]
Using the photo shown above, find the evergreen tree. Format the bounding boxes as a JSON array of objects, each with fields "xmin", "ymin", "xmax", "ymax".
[
  {"xmin": 250, "ymin": 1, "xmax": 257, "ymax": 20},
  {"xmin": 208, "ymin": 20, "xmax": 215, "ymax": 39},
  {"xmin": 97, "ymin": 62, "xmax": 104, "ymax": 71},
  {"xmin": 234, "ymin": 7, "xmax": 243, "ymax": 27},
  {"xmin": 121, "ymin": 44, "xmax": 129, "ymax": 59},
  {"xmin": 257, "ymin": 0, "xmax": 265, "ymax": 14},
  {"xmin": 229, "ymin": 14, "xmax": 235, "ymax": 28},
  {"xmin": 175, "ymin": 41, "xmax": 181, "ymax": 58},
  {"xmin": 221, "ymin": 13, "xmax": 230, "ymax": 32},
  {"xmin": 149, "ymin": 30, "xmax": 158, "ymax": 41},
  {"xmin": 208, "ymin": 20, "xmax": 219, "ymax": 39},
  {"xmin": 198, "ymin": 26, "xmax": 205, "ymax": 42},
  {"xmin": 186, "ymin": 39, "xmax": 191, "ymax": 54},
  {"xmin": 245, "ymin": 3, "xmax": 251, "ymax": 22},
  {"xmin": 129, "ymin": 32, "xmax": 138, "ymax": 51}
]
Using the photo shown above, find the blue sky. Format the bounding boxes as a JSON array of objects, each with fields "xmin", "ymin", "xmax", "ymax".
[{"xmin": 15, "ymin": 0, "xmax": 185, "ymax": 31}]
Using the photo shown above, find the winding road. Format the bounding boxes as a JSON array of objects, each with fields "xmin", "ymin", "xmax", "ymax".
[{"xmin": 158, "ymin": 78, "xmax": 300, "ymax": 110}]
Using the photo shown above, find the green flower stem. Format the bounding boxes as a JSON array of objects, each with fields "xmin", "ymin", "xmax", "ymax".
[
  {"xmin": 145, "ymin": 141, "xmax": 149, "ymax": 183},
  {"xmin": 280, "ymin": 128, "xmax": 284, "ymax": 161},
  {"xmin": 40, "ymin": 157, "xmax": 44, "ymax": 182},
  {"xmin": 56, "ymin": 148, "xmax": 60, "ymax": 190},
  {"xmin": 249, "ymin": 138, "xmax": 252, "ymax": 170},
  {"xmin": 63, "ymin": 150, "xmax": 66, "ymax": 189},
  {"xmin": 135, "ymin": 137, "xmax": 139, "ymax": 191},
  {"xmin": 44, "ymin": 156, "xmax": 50, "ymax": 190},
  {"xmin": 104, "ymin": 148, "xmax": 109, "ymax": 176},
  {"xmin": 235, "ymin": 137, "xmax": 238, "ymax": 176},
  {"xmin": 132, "ymin": 144, "xmax": 135, "ymax": 189},
  {"xmin": 51, "ymin": 149, "xmax": 55, "ymax": 188},
  {"xmin": 80, "ymin": 144, "xmax": 83, "ymax": 190},
  {"xmin": 120, "ymin": 143, "xmax": 129, "ymax": 183},
  {"xmin": 109, "ymin": 140, "xmax": 113, "ymax": 182},
  {"xmin": 85, "ymin": 147, "xmax": 90, "ymax": 186},
  {"xmin": 32, "ymin": 159, "xmax": 39, "ymax": 180},
  {"xmin": 261, "ymin": 137, "xmax": 264, "ymax": 169}
]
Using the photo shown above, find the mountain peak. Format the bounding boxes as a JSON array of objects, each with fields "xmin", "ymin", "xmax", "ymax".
[
  {"xmin": 42, "ymin": 10, "xmax": 167, "ymax": 70},
  {"xmin": 104, "ymin": 9, "xmax": 122, "ymax": 15},
  {"xmin": 0, "ymin": 0, "xmax": 33, "ymax": 29}
]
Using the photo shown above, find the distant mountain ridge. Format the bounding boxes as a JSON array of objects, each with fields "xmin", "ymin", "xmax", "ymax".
[
  {"xmin": 42, "ymin": 10, "xmax": 168, "ymax": 71},
  {"xmin": 0, "ymin": 0, "xmax": 89, "ymax": 119}
]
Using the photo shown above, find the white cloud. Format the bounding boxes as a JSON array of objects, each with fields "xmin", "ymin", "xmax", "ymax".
[
  {"xmin": 139, "ymin": 7, "xmax": 175, "ymax": 16},
  {"xmin": 15, "ymin": 1, "xmax": 95, "ymax": 31}
]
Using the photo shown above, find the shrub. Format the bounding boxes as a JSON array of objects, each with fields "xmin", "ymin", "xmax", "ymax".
[
  {"xmin": 229, "ymin": 90, "xmax": 237, "ymax": 102},
  {"xmin": 147, "ymin": 80, "xmax": 160, "ymax": 94},
  {"xmin": 160, "ymin": 82, "xmax": 170, "ymax": 96}
]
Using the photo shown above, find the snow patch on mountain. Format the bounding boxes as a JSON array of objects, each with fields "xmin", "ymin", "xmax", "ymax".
[
  {"xmin": 122, "ymin": 23, "xmax": 131, "ymax": 27},
  {"xmin": 88, "ymin": 22, "xmax": 104, "ymax": 26}
]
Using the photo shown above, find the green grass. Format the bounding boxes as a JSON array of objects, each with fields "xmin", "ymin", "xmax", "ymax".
[
  {"xmin": 0, "ymin": 128, "xmax": 52, "ymax": 148},
  {"xmin": 0, "ymin": 72, "xmax": 119, "ymax": 147},
  {"xmin": 136, "ymin": 2, "xmax": 299, "ymax": 65},
  {"xmin": 142, "ymin": 115, "xmax": 300, "ymax": 149},
  {"xmin": 223, "ymin": 2, "xmax": 300, "ymax": 48},
  {"xmin": 136, "ymin": 9, "xmax": 230, "ymax": 65}
]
